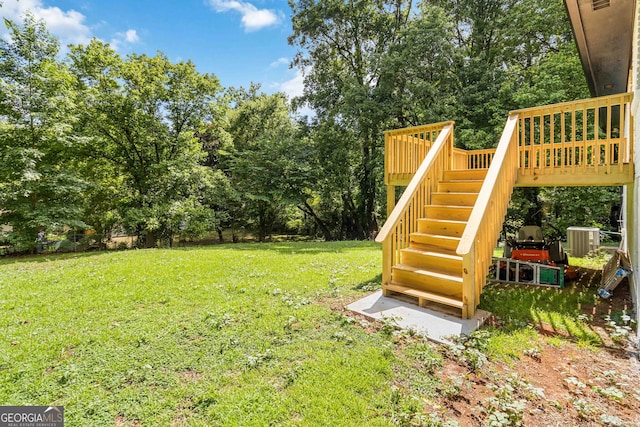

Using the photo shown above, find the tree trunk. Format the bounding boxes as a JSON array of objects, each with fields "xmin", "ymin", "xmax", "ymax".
[
  {"xmin": 522, "ymin": 187, "xmax": 543, "ymax": 226},
  {"xmin": 298, "ymin": 201, "xmax": 333, "ymax": 241},
  {"xmin": 145, "ymin": 230, "xmax": 156, "ymax": 248}
]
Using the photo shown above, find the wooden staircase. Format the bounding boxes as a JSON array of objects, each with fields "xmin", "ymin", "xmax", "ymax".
[
  {"xmin": 384, "ymin": 169, "xmax": 487, "ymax": 316},
  {"xmin": 378, "ymin": 95, "xmax": 633, "ymax": 319}
]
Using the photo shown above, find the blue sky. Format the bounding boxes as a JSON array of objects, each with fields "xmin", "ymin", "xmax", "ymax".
[{"xmin": 0, "ymin": 0, "xmax": 304, "ymax": 98}]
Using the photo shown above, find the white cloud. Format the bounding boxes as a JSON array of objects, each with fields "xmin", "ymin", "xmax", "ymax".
[
  {"xmin": 0, "ymin": 0, "xmax": 141, "ymax": 52},
  {"xmin": 277, "ymin": 68, "xmax": 315, "ymax": 118},
  {"xmin": 110, "ymin": 29, "xmax": 141, "ymax": 50},
  {"xmin": 279, "ymin": 68, "xmax": 305, "ymax": 98},
  {"xmin": 0, "ymin": 0, "xmax": 92, "ymax": 45},
  {"xmin": 269, "ymin": 57, "xmax": 289, "ymax": 68},
  {"xmin": 123, "ymin": 29, "xmax": 140, "ymax": 43},
  {"xmin": 207, "ymin": 0, "xmax": 282, "ymax": 32}
]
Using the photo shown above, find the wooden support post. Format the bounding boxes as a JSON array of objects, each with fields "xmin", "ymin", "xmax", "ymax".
[
  {"xmin": 387, "ymin": 185, "xmax": 396, "ymax": 218},
  {"xmin": 381, "ymin": 238, "xmax": 392, "ymax": 296},
  {"xmin": 461, "ymin": 249, "xmax": 476, "ymax": 319}
]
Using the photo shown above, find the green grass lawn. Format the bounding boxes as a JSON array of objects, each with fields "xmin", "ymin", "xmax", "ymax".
[
  {"xmin": 0, "ymin": 242, "xmax": 613, "ymax": 425},
  {"xmin": 1, "ymin": 242, "xmax": 404, "ymax": 426}
]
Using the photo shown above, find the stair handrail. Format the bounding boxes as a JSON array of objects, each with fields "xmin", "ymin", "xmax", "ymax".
[
  {"xmin": 456, "ymin": 115, "xmax": 520, "ymax": 315},
  {"xmin": 376, "ymin": 123, "xmax": 454, "ymax": 243},
  {"xmin": 376, "ymin": 123, "xmax": 454, "ymax": 288}
]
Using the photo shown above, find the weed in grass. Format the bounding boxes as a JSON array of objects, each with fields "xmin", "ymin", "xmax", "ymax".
[
  {"xmin": 481, "ymin": 382, "xmax": 526, "ymax": 426},
  {"xmin": 409, "ymin": 343, "xmax": 443, "ymax": 375},
  {"xmin": 565, "ymin": 376, "xmax": 588, "ymax": 390},
  {"xmin": 204, "ymin": 312, "xmax": 234, "ymax": 329},
  {"xmin": 572, "ymin": 398, "xmax": 597, "ymax": 419},
  {"xmin": 437, "ymin": 375, "xmax": 466, "ymax": 400},
  {"xmin": 504, "ymin": 373, "xmax": 546, "ymax": 400},
  {"xmin": 380, "ymin": 315, "xmax": 401, "ymax": 336},
  {"xmin": 600, "ymin": 413, "xmax": 627, "ymax": 426},
  {"xmin": 339, "ymin": 314, "xmax": 357, "ymax": 326},
  {"xmin": 522, "ymin": 347, "xmax": 542, "ymax": 362},
  {"xmin": 592, "ymin": 386, "xmax": 624, "ymax": 402},
  {"xmin": 0, "ymin": 242, "xmax": 405, "ymax": 425},
  {"xmin": 447, "ymin": 330, "xmax": 490, "ymax": 372},
  {"xmin": 354, "ymin": 279, "xmax": 380, "ymax": 292},
  {"xmin": 330, "ymin": 330, "xmax": 355, "ymax": 344},
  {"xmin": 604, "ymin": 310, "xmax": 636, "ymax": 343}
]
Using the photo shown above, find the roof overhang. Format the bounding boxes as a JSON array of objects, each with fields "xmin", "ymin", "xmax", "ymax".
[{"xmin": 564, "ymin": 0, "xmax": 635, "ymax": 96}]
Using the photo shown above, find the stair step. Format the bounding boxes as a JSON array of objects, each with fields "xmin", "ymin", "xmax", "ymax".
[
  {"xmin": 437, "ymin": 180, "xmax": 483, "ymax": 193},
  {"xmin": 410, "ymin": 232, "xmax": 460, "ymax": 252},
  {"xmin": 431, "ymin": 192, "xmax": 478, "ymax": 207},
  {"xmin": 444, "ymin": 169, "xmax": 488, "ymax": 181},
  {"xmin": 424, "ymin": 205, "xmax": 473, "ymax": 221},
  {"xmin": 401, "ymin": 247, "xmax": 462, "ymax": 275},
  {"xmin": 385, "ymin": 282, "xmax": 465, "ymax": 309},
  {"xmin": 418, "ymin": 218, "xmax": 466, "ymax": 237},
  {"xmin": 392, "ymin": 264, "xmax": 462, "ymax": 296}
]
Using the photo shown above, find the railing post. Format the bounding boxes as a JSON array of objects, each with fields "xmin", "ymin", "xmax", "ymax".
[
  {"xmin": 461, "ymin": 251, "xmax": 475, "ymax": 319},
  {"xmin": 381, "ymin": 236, "xmax": 392, "ymax": 295},
  {"xmin": 386, "ymin": 185, "xmax": 396, "ymax": 217}
]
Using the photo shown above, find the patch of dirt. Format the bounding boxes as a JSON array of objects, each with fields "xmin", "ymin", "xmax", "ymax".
[
  {"xmin": 438, "ymin": 339, "xmax": 640, "ymax": 426},
  {"xmin": 337, "ymin": 267, "xmax": 640, "ymax": 426},
  {"xmin": 426, "ymin": 274, "xmax": 640, "ymax": 427}
]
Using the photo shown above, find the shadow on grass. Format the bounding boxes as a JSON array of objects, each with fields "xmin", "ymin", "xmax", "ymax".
[
  {"xmin": 186, "ymin": 240, "xmax": 380, "ymax": 255},
  {"xmin": 352, "ymin": 274, "xmax": 382, "ymax": 292},
  {"xmin": 0, "ymin": 249, "xmax": 115, "ymax": 265},
  {"xmin": 480, "ymin": 267, "xmax": 636, "ymax": 359},
  {"xmin": 479, "ymin": 268, "xmax": 604, "ymax": 345},
  {"xmin": 1, "ymin": 240, "xmax": 381, "ymax": 265}
]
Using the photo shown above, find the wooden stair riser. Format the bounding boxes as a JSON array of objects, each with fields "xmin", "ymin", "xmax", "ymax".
[
  {"xmin": 410, "ymin": 233, "xmax": 461, "ymax": 252},
  {"xmin": 431, "ymin": 193, "xmax": 478, "ymax": 206},
  {"xmin": 384, "ymin": 283, "xmax": 465, "ymax": 311},
  {"xmin": 437, "ymin": 181, "xmax": 483, "ymax": 193},
  {"xmin": 443, "ymin": 169, "xmax": 488, "ymax": 181},
  {"xmin": 424, "ymin": 205, "xmax": 472, "ymax": 221},
  {"xmin": 400, "ymin": 249, "xmax": 462, "ymax": 275},
  {"xmin": 418, "ymin": 219, "xmax": 466, "ymax": 237},
  {"xmin": 391, "ymin": 267, "xmax": 462, "ymax": 297}
]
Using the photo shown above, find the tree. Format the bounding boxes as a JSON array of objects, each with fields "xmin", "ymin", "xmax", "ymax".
[
  {"xmin": 379, "ymin": 3, "xmax": 457, "ymax": 128},
  {"xmin": 289, "ymin": 0, "xmax": 418, "ymax": 238},
  {"xmin": 221, "ymin": 87, "xmax": 333, "ymax": 241},
  {"xmin": 68, "ymin": 40, "xmax": 224, "ymax": 246},
  {"xmin": 0, "ymin": 14, "xmax": 86, "ymax": 251}
]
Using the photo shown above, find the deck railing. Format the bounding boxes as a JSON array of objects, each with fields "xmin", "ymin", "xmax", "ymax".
[
  {"xmin": 453, "ymin": 148, "xmax": 495, "ymax": 170},
  {"xmin": 457, "ymin": 115, "xmax": 520, "ymax": 315},
  {"xmin": 512, "ymin": 93, "xmax": 633, "ymax": 181},
  {"xmin": 376, "ymin": 124, "xmax": 455, "ymax": 288},
  {"xmin": 384, "ymin": 121, "xmax": 455, "ymax": 184}
]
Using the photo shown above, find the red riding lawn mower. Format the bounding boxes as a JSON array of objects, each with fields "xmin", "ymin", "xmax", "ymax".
[{"xmin": 497, "ymin": 225, "xmax": 578, "ymax": 286}]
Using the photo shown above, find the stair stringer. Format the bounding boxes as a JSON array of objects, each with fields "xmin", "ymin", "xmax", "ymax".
[
  {"xmin": 384, "ymin": 168, "xmax": 487, "ymax": 318},
  {"xmin": 456, "ymin": 114, "xmax": 521, "ymax": 317}
]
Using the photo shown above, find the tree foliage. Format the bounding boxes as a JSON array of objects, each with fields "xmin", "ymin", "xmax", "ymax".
[
  {"xmin": 0, "ymin": 2, "xmax": 618, "ymax": 251},
  {"xmin": 0, "ymin": 14, "xmax": 85, "ymax": 250},
  {"xmin": 68, "ymin": 40, "xmax": 224, "ymax": 246}
]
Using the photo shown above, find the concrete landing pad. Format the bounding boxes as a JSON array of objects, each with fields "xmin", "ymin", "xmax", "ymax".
[{"xmin": 347, "ymin": 290, "xmax": 491, "ymax": 345}]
